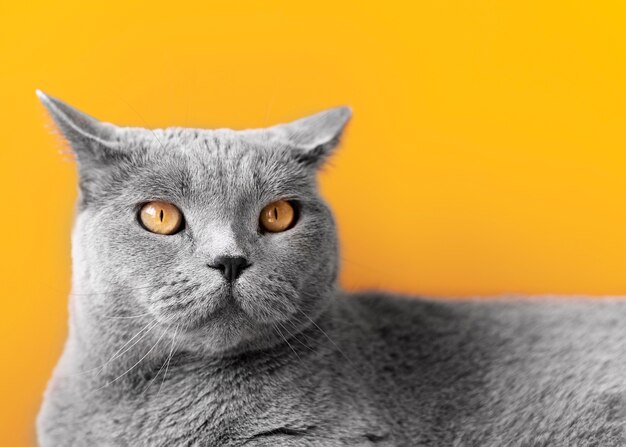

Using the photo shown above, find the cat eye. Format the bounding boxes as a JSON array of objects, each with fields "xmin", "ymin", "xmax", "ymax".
[
  {"xmin": 139, "ymin": 201, "xmax": 184, "ymax": 235},
  {"xmin": 259, "ymin": 200, "xmax": 296, "ymax": 233}
]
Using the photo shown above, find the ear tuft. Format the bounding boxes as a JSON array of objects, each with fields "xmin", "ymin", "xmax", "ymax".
[{"xmin": 270, "ymin": 106, "xmax": 352, "ymax": 168}]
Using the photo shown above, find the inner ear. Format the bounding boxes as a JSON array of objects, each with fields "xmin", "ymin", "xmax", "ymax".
[
  {"xmin": 293, "ymin": 139, "xmax": 340, "ymax": 168},
  {"xmin": 269, "ymin": 106, "xmax": 351, "ymax": 168}
]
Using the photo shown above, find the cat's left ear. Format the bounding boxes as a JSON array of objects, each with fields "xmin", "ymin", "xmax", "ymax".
[{"xmin": 270, "ymin": 106, "xmax": 351, "ymax": 168}]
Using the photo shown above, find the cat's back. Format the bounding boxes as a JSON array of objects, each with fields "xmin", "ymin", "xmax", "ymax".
[{"xmin": 336, "ymin": 293, "xmax": 626, "ymax": 445}]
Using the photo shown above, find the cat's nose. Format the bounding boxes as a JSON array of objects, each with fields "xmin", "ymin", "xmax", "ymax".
[{"xmin": 209, "ymin": 256, "xmax": 251, "ymax": 282}]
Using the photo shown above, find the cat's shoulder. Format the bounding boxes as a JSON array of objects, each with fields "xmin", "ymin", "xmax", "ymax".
[
  {"xmin": 332, "ymin": 291, "xmax": 626, "ymax": 347},
  {"xmin": 337, "ymin": 290, "xmax": 626, "ymax": 324}
]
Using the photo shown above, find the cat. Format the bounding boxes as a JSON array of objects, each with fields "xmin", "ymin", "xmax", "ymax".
[{"xmin": 36, "ymin": 90, "xmax": 625, "ymax": 447}]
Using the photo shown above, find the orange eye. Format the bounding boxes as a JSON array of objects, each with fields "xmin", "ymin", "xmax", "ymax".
[
  {"xmin": 139, "ymin": 201, "xmax": 183, "ymax": 235},
  {"xmin": 259, "ymin": 200, "xmax": 296, "ymax": 233}
]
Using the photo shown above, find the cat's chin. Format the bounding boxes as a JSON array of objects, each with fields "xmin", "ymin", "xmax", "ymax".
[
  {"xmin": 171, "ymin": 293, "xmax": 247, "ymax": 329},
  {"xmin": 175, "ymin": 313, "xmax": 275, "ymax": 355}
]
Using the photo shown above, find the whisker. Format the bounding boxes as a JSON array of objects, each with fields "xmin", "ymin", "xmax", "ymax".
[
  {"xmin": 93, "ymin": 329, "xmax": 168, "ymax": 393},
  {"xmin": 100, "ymin": 321, "xmax": 160, "ymax": 368},
  {"xmin": 283, "ymin": 321, "xmax": 319, "ymax": 347},
  {"xmin": 156, "ymin": 324, "xmax": 181, "ymax": 396},
  {"xmin": 118, "ymin": 97, "xmax": 168, "ymax": 152},
  {"xmin": 100, "ymin": 312, "xmax": 152, "ymax": 320},
  {"xmin": 69, "ymin": 283, "xmax": 167, "ymax": 297},
  {"xmin": 272, "ymin": 323, "xmax": 301, "ymax": 362},
  {"xmin": 276, "ymin": 319, "xmax": 314, "ymax": 352},
  {"xmin": 143, "ymin": 324, "xmax": 180, "ymax": 395},
  {"xmin": 296, "ymin": 307, "xmax": 355, "ymax": 366},
  {"xmin": 78, "ymin": 320, "xmax": 159, "ymax": 377}
]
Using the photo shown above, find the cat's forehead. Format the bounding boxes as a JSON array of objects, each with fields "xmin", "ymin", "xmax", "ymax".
[
  {"xmin": 137, "ymin": 127, "xmax": 305, "ymax": 178},
  {"xmin": 122, "ymin": 127, "xmax": 313, "ymax": 204}
]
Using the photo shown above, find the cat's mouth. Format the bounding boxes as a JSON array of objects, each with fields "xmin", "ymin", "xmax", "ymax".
[
  {"xmin": 181, "ymin": 292, "xmax": 247, "ymax": 331},
  {"xmin": 222, "ymin": 284, "xmax": 240, "ymax": 307},
  {"xmin": 148, "ymin": 279, "xmax": 249, "ymax": 327},
  {"xmin": 149, "ymin": 271, "xmax": 298, "ymax": 333}
]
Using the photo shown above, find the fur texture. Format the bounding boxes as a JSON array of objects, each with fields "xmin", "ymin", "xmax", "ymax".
[{"xmin": 36, "ymin": 92, "xmax": 625, "ymax": 446}]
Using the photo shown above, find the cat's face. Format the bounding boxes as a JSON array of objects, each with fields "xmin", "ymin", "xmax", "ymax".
[{"xmin": 39, "ymin": 91, "xmax": 350, "ymax": 354}]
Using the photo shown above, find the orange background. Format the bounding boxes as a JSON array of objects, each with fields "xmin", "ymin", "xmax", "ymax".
[{"xmin": 2, "ymin": 1, "xmax": 626, "ymax": 444}]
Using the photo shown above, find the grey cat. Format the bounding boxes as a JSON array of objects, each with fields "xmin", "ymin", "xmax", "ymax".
[{"xmin": 36, "ymin": 90, "xmax": 625, "ymax": 447}]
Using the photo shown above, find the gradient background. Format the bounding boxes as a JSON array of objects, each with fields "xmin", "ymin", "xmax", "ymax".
[{"xmin": 2, "ymin": 1, "xmax": 626, "ymax": 444}]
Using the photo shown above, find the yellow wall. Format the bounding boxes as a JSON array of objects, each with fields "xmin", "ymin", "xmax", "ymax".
[{"xmin": 2, "ymin": 1, "xmax": 626, "ymax": 444}]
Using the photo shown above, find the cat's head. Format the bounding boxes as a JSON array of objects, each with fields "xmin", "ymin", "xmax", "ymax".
[{"xmin": 38, "ymin": 91, "xmax": 350, "ymax": 354}]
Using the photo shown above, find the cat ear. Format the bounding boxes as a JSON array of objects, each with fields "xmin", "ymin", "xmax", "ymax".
[
  {"xmin": 270, "ymin": 106, "xmax": 351, "ymax": 168},
  {"xmin": 36, "ymin": 90, "xmax": 122, "ymax": 167}
]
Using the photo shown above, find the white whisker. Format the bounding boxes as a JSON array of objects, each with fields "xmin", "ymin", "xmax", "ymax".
[
  {"xmin": 78, "ymin": 320, "xmax": 159, "ymax": 377},
  {"xmin": 276, "ymin": 319, "xmax": 313, "ymax": 352},
  {"xmin": 143, "ymin": 324, "xmax": 180, "ymax": 395},
  {"xmin": 283, "ymin": 318, "xmax": 319, "ymax": 351},
  {"xmin": 156, "ymin": 324, "xmax": 181, "ymax": 396},
  {"xmin": 273, "ymin": 323, "xmax": 301, "ymax": 362},
  {"xmin": 296, "ymin": 307, "xmax": 354, "ymax": 366},
  {"xmin": 94, "ymin": 329, "xmax": 168, "ymax": 392},
  {"xmin": 69, "ymin": 283, "xmax": 166, "ymax": 297},
  {"xmin": 101, "ymin": 312, "xmax": 152, "ymax": 320}
]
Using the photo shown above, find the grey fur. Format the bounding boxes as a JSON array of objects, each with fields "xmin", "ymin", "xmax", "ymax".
[{"xmin": 36, "ymin": 91, "xmax": 625, "ymax": 447}]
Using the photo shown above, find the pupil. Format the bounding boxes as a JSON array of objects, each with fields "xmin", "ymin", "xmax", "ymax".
[
  {"xmin": 159, "ymin": 209, "xmax": 164, "ymax": 222},
  {"xmin": 274, "ymin": 207, "xmax": 278, "ymax": 220}
]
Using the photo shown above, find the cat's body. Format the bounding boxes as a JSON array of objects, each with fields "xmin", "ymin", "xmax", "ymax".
[
  {"xmin": 36, "ymin": 92, "xmax": 625, "ymax": 446},
  {"xmin": 39, "ymin": 293, "xmax": 626, "ymax": 446}
]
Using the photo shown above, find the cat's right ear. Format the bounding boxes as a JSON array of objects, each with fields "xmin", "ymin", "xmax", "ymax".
[{"xmin": 36, "ymin": 90, "xmax": 122, "ymax": 168}]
